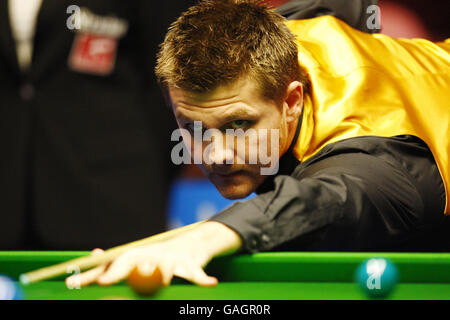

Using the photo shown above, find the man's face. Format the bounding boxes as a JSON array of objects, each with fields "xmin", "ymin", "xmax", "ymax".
[{"xmin": 168, "ymin": 77, "xmax": 302, "ymax": 199}]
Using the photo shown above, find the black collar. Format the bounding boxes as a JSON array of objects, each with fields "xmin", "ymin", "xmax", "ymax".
[{"xmin": 255, "ymin": 109, "xmax": 303, "ymax": 194}]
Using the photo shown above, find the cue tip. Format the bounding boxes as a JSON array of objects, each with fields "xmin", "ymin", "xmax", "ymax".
[{"xmin": 19, "ymin": 274, "xmax": 30, "ymax": 286}]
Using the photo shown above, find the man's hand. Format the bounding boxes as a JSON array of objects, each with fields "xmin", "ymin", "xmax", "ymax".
[{"xmin": 65, "ymin": 221, "xmax": 242, "ymax": 288}]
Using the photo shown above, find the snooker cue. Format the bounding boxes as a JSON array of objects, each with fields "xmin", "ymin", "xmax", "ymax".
[{"xmin": 19, "ymin": 220, "xmax": 206, "ymax": 285}]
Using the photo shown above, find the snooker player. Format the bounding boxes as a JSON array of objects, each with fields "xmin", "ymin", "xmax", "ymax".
[{"xmin": 66, "ymin": 0, "xmax": 450, "ymax": 288}]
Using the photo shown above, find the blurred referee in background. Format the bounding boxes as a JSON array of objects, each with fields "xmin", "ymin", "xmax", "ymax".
[{"xmin": 0, "ymin": 0, "xmax": 194, "ymax": 250}]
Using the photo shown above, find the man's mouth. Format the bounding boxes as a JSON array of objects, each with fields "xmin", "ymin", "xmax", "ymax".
[{"xmin": 213, "ymin": 170, "xmax": 244, "ymax": 179}]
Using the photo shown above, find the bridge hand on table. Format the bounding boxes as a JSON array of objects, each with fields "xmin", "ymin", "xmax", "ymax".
[{"xmin": 65, "ymin": 222, "xmax": 243, "ymax": 294}]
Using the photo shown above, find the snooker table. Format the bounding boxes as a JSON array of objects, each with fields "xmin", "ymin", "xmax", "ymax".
[{"xmin": 0, "ymin": 251, "xmax": 449, "ymax": 300}]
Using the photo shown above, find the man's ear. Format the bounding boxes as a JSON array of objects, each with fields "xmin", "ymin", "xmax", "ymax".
[{"xmin": 283, "ymin": 81, "xmax": 303, "ymax": 123}]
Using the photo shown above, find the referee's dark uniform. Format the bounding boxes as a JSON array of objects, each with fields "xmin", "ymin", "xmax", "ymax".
[{"xmin": 0, "ymin": 0, "xmax": 193, "ymax": 250}]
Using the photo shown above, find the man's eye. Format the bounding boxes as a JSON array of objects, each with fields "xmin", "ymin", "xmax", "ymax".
[{"xmin": 228, "ymin": 120, "xmax": 251, "ymax": 130}]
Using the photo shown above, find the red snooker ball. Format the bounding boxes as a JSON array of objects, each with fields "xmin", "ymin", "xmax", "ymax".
[{"xmin": 127, "ymin": 265, "xmax": 163, "ymax": 297}]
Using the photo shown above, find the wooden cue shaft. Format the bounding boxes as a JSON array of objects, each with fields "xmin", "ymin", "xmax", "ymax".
[{"xmin": 20, "ymin": 220, "xmax": 206, "ymax": 285}]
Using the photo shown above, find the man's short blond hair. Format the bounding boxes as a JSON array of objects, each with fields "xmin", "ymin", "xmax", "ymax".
[{"xmin": 155, "ymin": 0, "xmax": 310, "ymax": 103}]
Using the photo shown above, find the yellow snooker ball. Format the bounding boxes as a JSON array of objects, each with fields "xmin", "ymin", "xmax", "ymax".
[{"xmin": 127, "ymin": 265, "xmax": 163, "ymax": 297}]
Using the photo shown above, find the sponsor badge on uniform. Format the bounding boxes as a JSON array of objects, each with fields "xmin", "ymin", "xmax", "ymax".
[
  {"xmin": 68, "ymin": 33, "xmax": 117, "ymax": 75},
  {"xmin": 67, "ymin": 8, "xmax": 128, "ymax": 76}
]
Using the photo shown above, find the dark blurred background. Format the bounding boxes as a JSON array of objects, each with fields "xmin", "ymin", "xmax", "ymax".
[
  {"xmin": 0, "ymin": 0, "xmax": 197, "ymax": 250},
  {"xmin": 378, "ymin": 0, "xmax": 449, "ymax": 40},
  {"xmin": 268, "ymin": 0, "xmax": 449, "ymax": 40}
]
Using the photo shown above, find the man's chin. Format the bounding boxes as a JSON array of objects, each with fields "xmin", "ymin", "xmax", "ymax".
[
  {"xmin": 217, "ymin": 186, "xmax": 253, "ymax": 200},
  {"xmin": 208, "ymin": 170, "xmax": 264, "ymax": 199}
]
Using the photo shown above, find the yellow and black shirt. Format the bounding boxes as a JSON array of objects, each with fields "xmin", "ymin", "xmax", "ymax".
[{"xmin": 211, "ymin": 4, "xmax": 449, "ymax": 252}]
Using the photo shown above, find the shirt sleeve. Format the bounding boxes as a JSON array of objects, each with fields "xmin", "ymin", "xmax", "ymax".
[{"xmin": 209, "ymin": 151, "xmax": 427, "ymax": 253}]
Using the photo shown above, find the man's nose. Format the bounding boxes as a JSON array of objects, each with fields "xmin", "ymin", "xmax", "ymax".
[{"xmin": 204, "ymin": 138, "xmax": 234, "ymax": 165}]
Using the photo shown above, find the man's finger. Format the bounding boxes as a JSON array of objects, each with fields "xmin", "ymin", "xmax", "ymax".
[
  {"xmin": 175, "ymin": 265, "xmax": 218, "ymax": 287},
  {"xmin": 91, "ymin": 248, "xmax": 105, "ymax": 255},
  {"xmin": 158, "ymin": 260, "xmax": 175, "ymax": 287},
  {"xmin": 66, "ymin": 248, "xmax": 107, "ymax": 288},
  {"xmin": 66, "ymin": 264, "xmax": 107, "ymax": 288},
  {"xmin": 97, "ymin": 251, "xmax": 138, "ymax": 285}
]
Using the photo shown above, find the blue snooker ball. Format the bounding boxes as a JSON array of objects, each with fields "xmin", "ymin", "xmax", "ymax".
[
  {"xmin": 355, "ymin": 258, "xmax": 398, "ymax": 298},
  {"xmin": 0, "ymin": 275, "xmax": 24, "ymax": 300}
]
